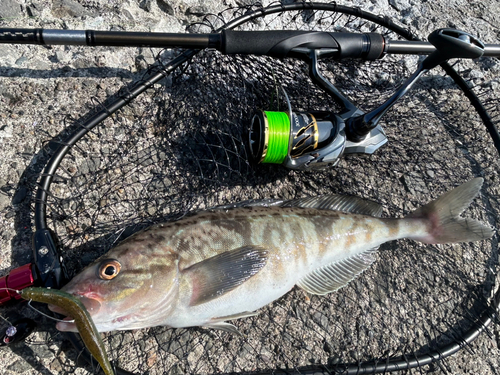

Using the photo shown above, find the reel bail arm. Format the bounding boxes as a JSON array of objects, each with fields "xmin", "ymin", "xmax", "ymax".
[{"xmin": 346, "ymin": 29, "xmax": 485, "ymax": 142}]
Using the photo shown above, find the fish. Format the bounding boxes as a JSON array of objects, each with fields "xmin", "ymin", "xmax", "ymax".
[
  {"xmin": 50, "ymin": 178, "xmax": 494, "ymax": 334},
  {"xmin": 20, "ymin": 287, "xmax": 114, "ymax": 375}
]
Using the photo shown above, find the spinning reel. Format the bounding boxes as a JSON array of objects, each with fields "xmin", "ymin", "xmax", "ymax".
[{"xmin": 248, "ymin": 29, "xmax": 485, "ymax": 170}]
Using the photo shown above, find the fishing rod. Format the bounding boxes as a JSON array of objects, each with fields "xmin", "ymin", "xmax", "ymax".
[
  {"xmin": 2, "ymin": 27, "xmax": 499, "ymax": 171},
  {"xmin": 1, "ymin": 27, "xmax": 500, "ymax": 57}
]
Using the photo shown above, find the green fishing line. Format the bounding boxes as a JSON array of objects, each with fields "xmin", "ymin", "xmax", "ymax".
[{"xmin": 262, "ymin": 111, "xmax": 290, "ymax": 164}]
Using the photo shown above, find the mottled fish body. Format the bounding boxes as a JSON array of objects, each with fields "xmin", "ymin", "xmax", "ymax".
[{"xmin": 52, "ymin": 179, "xmax": 494, "ymax": 333}]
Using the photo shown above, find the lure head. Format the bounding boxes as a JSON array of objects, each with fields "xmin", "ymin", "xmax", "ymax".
[{"xmin": 51, "ymin": 230, "xmax": 179, "ymax": 332}]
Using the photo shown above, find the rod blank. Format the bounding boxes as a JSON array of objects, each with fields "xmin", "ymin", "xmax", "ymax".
[
  {"xmin": 387, "ymin": 40, "xmax": 500, "ymax": 57},
  {"xmin": 0, "ymin": 28, "xmax": 220, "ymax": 49},
  {"xmin": 43, "ymin": 30, "xmax": 86, "ymax": 45}
]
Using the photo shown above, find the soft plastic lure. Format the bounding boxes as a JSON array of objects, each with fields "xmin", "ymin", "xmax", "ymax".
[{"xmin": 20, "ymin": 287, "xmax": 114, "ymax": 375}]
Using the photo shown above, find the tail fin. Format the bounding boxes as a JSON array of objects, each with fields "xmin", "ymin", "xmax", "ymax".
[{"xmin": 407, "ymin": 178, "xmax": 494, "ymax": 244}]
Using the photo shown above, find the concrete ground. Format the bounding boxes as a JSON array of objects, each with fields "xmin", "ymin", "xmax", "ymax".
[{"xmin": 1, "ymin": 0, "xmax": 499, "ymax": 374}]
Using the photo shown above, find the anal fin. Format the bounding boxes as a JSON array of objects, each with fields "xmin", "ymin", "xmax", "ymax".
[
  {"xmin": 204, "ymin": 311, "xmax": 259, "ymax": 336},
  {"xmin": 297, "ymin": 247, "xmax": 378, "ymax": 295},
  {"xmin": 203, "ymin": 322, "xmax": 242, "ymax": 336}
]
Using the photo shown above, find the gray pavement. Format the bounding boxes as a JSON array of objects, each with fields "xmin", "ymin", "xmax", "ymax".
[{"xmin": 1, "ymin": 1, "xmax": 499, "ymax": 374}]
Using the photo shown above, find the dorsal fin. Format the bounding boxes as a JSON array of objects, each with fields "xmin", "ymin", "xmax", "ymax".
[
  {"xmin": 297, "ymin": 247, "xmax": 378, "ymax": 295},
  {"xmin": 280, "ymin": 195, "xmax": 383, "ymax": 217},
  {"xmin": 213, "ymin": 199, "xmax": 285, "ymax": 210},
  {"xmin": 213, "ymin": 195, "xmax": 383, "ymax": 217}
]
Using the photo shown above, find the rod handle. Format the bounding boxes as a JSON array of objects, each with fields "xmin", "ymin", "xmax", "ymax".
[{"xmin": 221, "ymin": 30, "xmax": 385, "ymax": 59}]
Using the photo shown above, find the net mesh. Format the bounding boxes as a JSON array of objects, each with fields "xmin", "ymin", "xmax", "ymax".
[{"xmin": 3, "ymin": 3, "xmax": 500, "ymax": 375}]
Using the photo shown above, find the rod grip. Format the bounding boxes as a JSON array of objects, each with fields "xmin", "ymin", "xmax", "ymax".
[
  {"xmin": 221, "ymin": 30, "xmax": 332, "ymax": 57},
  {"xmin": 221, "ymin": 30, "xmax": 385, "ymax": 59},
  {"xmin": 32, "ymin": 229, "xmax": 63, "ymax": 288}
]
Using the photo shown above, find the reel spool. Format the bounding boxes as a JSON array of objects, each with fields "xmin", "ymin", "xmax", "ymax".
[
  {"xmin": 248, "ymin": 103, "xmax": 387, "ymax": 171},
  {"xmin": 249, "ymin": 110, "xmax": 339, "ymax": 167}
]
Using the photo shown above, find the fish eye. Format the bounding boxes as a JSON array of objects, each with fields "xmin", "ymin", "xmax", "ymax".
[{"xmin": 98, "ymin": 260, "xmax": 121, "ymax": 280}]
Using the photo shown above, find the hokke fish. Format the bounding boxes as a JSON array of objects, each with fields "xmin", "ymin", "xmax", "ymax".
[{"xmin": 51, "ymin": 178, "xmax": 494, "ymax": 334}]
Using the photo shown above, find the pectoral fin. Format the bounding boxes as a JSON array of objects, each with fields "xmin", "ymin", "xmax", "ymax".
[
  {"xmin": 184, "ymin": 246, "xmax": 268, "ymax": 306},
  {"xmin": 297, "ymin": 247, "xmax": 378, "ymax": 295}
]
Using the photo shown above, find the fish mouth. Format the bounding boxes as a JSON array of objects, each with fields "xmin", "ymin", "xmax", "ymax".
[{"xmin": 48, "ymin": 295, "xmax": 102, "ymax": 332}]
